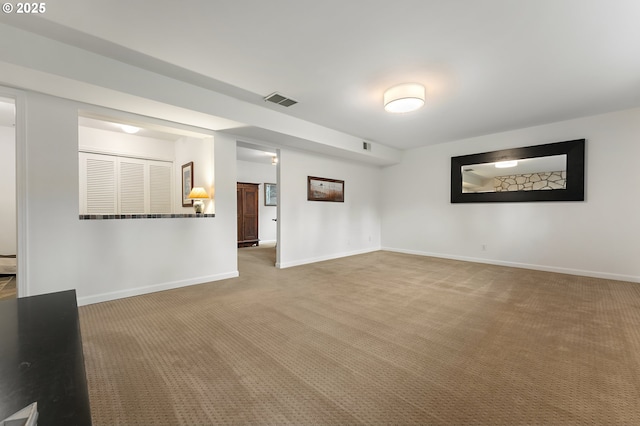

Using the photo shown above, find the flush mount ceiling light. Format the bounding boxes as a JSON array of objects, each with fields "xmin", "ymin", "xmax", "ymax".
[
  {"xmin": 120, "ymin": 124, "xmax": 140, "ymax": 134},
  {"xmin": 383, "ymin": 83, "xmax": 425, "ymax": 113},
  {"xmin": 495, "ymin": 160, "xmax": 519, "ymax": 168}
]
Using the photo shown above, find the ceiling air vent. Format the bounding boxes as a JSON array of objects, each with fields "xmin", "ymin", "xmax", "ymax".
[{"xmin": 264, "ymin": 92, "xmax": 298, "ymax": 107}]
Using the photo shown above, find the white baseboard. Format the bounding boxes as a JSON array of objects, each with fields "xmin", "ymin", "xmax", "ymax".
[
  {"xmin": 77, "ymin": 271, "xmax": 239, "ymax": 306},
  {"xmin": 277, "ymin": 247, "xmax": 380, "ymax": 269},
  {"xmin": 259, "ymin": 239, "xmax": 277, "ymax": 245},
  {"xmin": 382, "ymin": 247, "xmax": 640, "ymax": 283}
]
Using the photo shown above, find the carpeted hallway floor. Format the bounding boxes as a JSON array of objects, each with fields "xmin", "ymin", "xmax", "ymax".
[
  {"xmin": 79, "ymin": 245, "xmax": 640, "ymax": 425},
  {"xmin": 0, "ymin": 275, "xmax": 16, "ymax": 301},
  {"xmin": 0, "ymin": 255, "xmax": 16, "ymax": 300}
]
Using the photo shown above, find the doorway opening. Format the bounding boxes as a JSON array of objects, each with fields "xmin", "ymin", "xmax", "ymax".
[
  {"xmin": 236, "ymin": 141, "xmax": 279, "ymax": 267},
  {"xmin": 0, "ymin": 97, "xmax": 16, "ymax": 300}
]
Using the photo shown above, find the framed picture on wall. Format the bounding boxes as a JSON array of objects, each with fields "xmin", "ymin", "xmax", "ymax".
[
  {"xmin": 181, "ymin": 162, "xmax": 194, "ymax": 207},
  {"xmin": 265, "ymin": 183, "xmax": 277, "ymax": 206},
  {"xmin": 307, "ymin": 176, "xmax": 344, "ymax": 202}
]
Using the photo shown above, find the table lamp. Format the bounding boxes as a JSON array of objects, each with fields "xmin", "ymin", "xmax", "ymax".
[{"xmin": 188, "ymin": 187, "xmax": 210, "ymax": 214}]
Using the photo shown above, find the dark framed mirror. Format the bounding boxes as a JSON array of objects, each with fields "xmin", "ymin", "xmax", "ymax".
[{"xmin": 451, "ymin": 139, "xmax": 585, "ymax": 203}]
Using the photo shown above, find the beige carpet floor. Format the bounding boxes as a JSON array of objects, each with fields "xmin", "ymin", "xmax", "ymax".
[
  {"xmin": 0, "ymin": 256, "xmax": 16, "ymax": 275},
  {"xmin": 0, "ymin": 275, "xmax": 16, "ymax": 300},
  {"xmin": 79, "ymin": 246, "xmax": 640, "ymax": 425}
]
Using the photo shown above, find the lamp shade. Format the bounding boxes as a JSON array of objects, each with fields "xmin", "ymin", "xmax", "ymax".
[
  {"xmin": 384, "ymin": 83, "xmax": 425, "ymax": 113},
  {"xmin": 188, "ymin": 187, "xmax": 210, "ymax": 199}
]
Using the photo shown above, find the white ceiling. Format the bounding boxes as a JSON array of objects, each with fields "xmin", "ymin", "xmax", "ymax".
[
  {"xmin": 78, "ymin": 114, "xmax": 213, "ymax": 141},
  {"xmin": 5, "ymin": 1, "xmax": 640, "ymax": 151}
]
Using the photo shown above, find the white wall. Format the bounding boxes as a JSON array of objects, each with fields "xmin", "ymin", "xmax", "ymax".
[
  {"xmin": 236, "ymin": 160, "xmax": 277, "ymax": 243},
  {"xmin": 79, "ymin": 126, "xmax": 175, "ymax": 160},
  {"xmin": 381, "ymin": 108, "xmax": 640, "ymax": 282},
  {"xmin": 22, "ymin": 91, "xmax": 237, "ymax": 304},
  {"xmin": 278, "ymin": 149, "xmax": 382, "ymax": 268},
  {"xmin": 0, "ymin": 125, "xmax": 15, "ymax": 254}
]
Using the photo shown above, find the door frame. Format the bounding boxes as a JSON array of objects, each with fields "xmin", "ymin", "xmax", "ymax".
[
  {"xmin": 0, "ymin": 86, "xmax": 27, "ymax": 297},
  {"xmin": 234, "ymin": 141, "xmax": 280, "ymax": 267}
]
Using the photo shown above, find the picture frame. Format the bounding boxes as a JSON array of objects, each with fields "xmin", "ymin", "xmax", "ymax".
[
  {"xmin": 307, "ymin": 176, "xmax": 344, "ymax": 202},
  {"xmin": 181, "ymin": 162, "xmax": 194, "ymax": 207},
  {"xmin": 264, "ymin": 183, "xmax": 277, "ymax": 206},
  {"xmin": 450, "ymin": 139, "xmax": 585, "ymax": 203}
]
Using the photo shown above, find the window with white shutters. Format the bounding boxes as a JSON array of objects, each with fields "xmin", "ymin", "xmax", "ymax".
[
  {"xmin": 85, "ymin": 157, "xmax": 117, "ymax": 214},
  {"xmin": 79, "ymin": 152, "xmax": 174, "ymax": 215},
  {"xmin": 149, "ymin": 162, "xmax": 172, "ymax": 214},
  {"xmin": 119, "ymin": 160, "xmax": 145, "ymax": 214}
]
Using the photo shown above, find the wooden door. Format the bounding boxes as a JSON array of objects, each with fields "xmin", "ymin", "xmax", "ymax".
[{"xmin": 237, "ymin": 183, "xmax": 259, "ymax": 247}]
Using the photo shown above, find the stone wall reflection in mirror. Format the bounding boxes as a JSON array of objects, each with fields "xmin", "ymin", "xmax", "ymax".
[{"xmin": 462, "ymin": 155, "xmax": 567, "ymax": 193}]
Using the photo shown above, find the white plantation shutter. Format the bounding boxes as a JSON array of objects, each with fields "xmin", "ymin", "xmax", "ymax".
[
  {"xmin": 79, "ymin": 152, "xmax": 173, "ymax": 215},
  {"xmin": 119, "ymin": 160, "xmax": 145, "ymax": 214},
  {"xmin": 149, "ymin": 163, "xmax": 172, "ymax": 214},
  {"xmin": 83, "ymin": 155, "xmax": 117, "ymax": 214}
]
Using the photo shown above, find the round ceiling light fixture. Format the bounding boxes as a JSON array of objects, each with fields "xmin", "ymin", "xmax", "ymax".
[
  {"xmin": 383, "ymin": 83, "xmax": 425, "ymax": 113},
  {"xmin": 495, "ymin": 160, "xmax": 519, "ymax": 168},
  {"xmin": 120, "ymin": 124, "xmax": 140, "ymax": 134}
]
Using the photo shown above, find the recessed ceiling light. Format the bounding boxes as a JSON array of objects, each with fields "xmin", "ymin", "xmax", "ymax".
[
  {"xmin": 120, "ymin": 124, "xmax": 140, "ymax": 134},
  {"xmin": 384, "ymin": 83, "xmax": 425, "ymax": 113}
]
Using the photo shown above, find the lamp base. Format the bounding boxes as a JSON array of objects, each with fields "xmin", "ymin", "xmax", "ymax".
[{"xmin": 193, "ymin": 200, "xmax": 204, "ymax": 214}]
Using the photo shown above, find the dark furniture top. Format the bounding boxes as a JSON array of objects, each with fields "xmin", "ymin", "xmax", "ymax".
[{"xmin": 0, "ymin": 290, "xmax": 92, "ymax": 425}]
